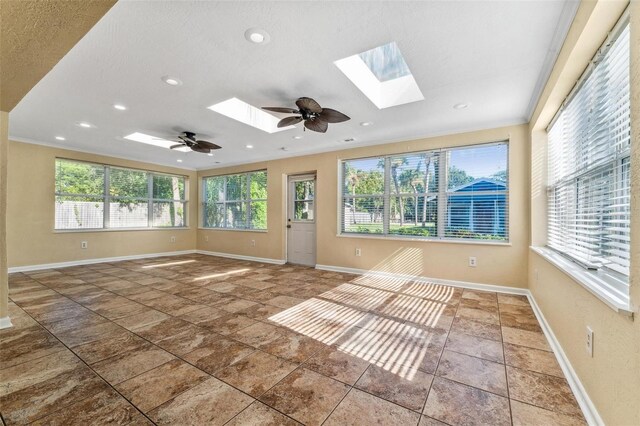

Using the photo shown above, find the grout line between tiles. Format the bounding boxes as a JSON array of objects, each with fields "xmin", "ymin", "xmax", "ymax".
[
  {"xmin": 7, "ymin": 255, "xmax": 585, "ymax": 425},
  {"xmin": 3, "ymin": 302, "xmax": 158, "ymax": 425},
  {"xmin": 497, "ymin": 294, "xmax": 514, "ymax": 424},
  {"xmin": 12, "ymin": 259, "xmax": 336, "ymax": 425}
]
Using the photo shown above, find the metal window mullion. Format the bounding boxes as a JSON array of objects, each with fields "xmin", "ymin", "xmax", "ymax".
[
  {"xmin": 246, "ymin": 172, "xmax": 252, "ymax": 229},
  {"xmin": 104, "ymin": 166, "xmax": 110, "ymax": 229},
  {"xmin": 147, "ymin": 173, "xmax": 153, "ymax": 228},
  {"xmin": 437, "ymin": 150, "xmax": 448, "ymax": 238},
  {"xmin": 223, "ymin": 176, "xmax": 228, "ymax": 228},
  {"xmin": 201, "ymin": 178, "xmax": 206, "ymax": 228},
  {"xmin": 383, "ymin": 157, "xmax": 390, "ymax": 235}
]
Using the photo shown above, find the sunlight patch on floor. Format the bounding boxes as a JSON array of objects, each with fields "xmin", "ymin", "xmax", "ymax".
[{"xmin": 142, "ymin": 259, "xmax": 196, "ymax": 269}]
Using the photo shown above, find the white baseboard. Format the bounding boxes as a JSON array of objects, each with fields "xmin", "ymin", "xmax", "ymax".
[
  {"xmin": 0, "ymin": 316, "xmax": 13, "ymax": 329},
  {"xmin": 316, "ymin": 262, "xmax": 601, "ymax": 425},
  {"xmin": 196, "ymin": 250, "xmax": 286, "ymax": 265},
  {"xmin": 315, "ymin": 264, "xmax": 529, "ymax": 295},
  {"xmin": 7, "ymin": 250, "xmax": 198, "ymax": 273},
  {"xmin": 527, "ymin": 295, "xmax": 603, "ymax": 426}
]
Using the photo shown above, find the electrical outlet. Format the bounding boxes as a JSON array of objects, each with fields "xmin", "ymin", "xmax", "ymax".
[
  {"xmin": 469, "ymin": 257, "xmax": 477, "ymax": 267},
  {"xmin": 355, "ymin": 248, "xmax": 361, "ymax": 256},
  {"xmin": 250, "ymin": 240, "xmax": 256, "ymax": 247},
  {"xmin": 81, "ymin": 241, "xmax": 88, "ymax": 249},
  {"xmin": 204, "ymin": 235, "xmax": 209, "ymax": 242},
  {"xmin": 586, "ymin": 326, "xmax": 594, "ymax": 357},
  {"xmin": 170, "ymin": 236, "xmax": 176, "ymax": 243}
]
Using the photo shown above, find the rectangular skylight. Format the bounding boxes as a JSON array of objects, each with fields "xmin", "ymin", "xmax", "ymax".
[
  {"xmin": 208, "ymin": 97, "xmax": 294, "ymax": 133},
  {"xmin": 335, "ymin": 42, "xmax": 424, "ymax": 109},
  {"xmin": 124, "ymin": 132, "xmax": 190, "ymax": 152}
]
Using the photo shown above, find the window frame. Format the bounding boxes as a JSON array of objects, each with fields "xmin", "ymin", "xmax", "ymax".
[
  {"xmin": 338, "ymin": 141, "xmax": 509, "ymax": 243},
  {"xmin": 545, "ymin": 15, "xmax": 630, "ymax": 280},
  {"xmin": 201, "ymin": 170, "xmax": 268, "ymax": 230},
  {"xmin": 54, "ymin": 158, "xmax": 188, "ymax": 231}
]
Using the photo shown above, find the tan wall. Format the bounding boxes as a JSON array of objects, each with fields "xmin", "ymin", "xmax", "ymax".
[
  {"xmin": 7, "ymin": 141, "xmax": 198, "ymax": 267},
  {"xmin": 198, "ymin": 124, "xmax": 529, "ymax": 288},
  {"xmin": 529, "ymin": 1, "xmax": 639, "ymax": 425},
  {"xmin": 1, "ymin": 112, "xmax": 8, "ymax": 319}
]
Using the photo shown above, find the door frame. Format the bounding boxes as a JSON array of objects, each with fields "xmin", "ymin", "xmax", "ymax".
[{"xmin": 285, "ymin": 172, "xmax": 317, "ymax": 265}]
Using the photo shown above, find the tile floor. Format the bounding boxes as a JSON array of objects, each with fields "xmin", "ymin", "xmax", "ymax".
[{"xmin": 1, "ymin": 254, "xmax": 586, "ymax": 425}]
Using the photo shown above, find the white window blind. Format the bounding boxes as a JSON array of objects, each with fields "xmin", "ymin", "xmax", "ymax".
[
  {"xmin": 547, "ymin": 19, "xmax": 630, "ymax": 277},
  {"xmin": 202, "ymin": 170, "xmax": 268, "ymax": 230},
  {"xmin": 54, "ymin": 159, "xmax": 187, "ymax": 230},
  {"xmin": 341, "ymin": 141, "xmax": 508, "ymax": 241}
]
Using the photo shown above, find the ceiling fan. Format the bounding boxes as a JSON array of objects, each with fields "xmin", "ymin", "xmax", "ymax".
[
  {"xmin": 168, "ymin": 131, "xmax": 222, "ymax": 153},
  {"xmin": 262, "ymin": 97, "xmax": 350, "ymax": 133}
]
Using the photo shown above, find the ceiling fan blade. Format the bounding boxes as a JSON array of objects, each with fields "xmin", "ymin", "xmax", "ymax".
[
  {"xmin": 191, "ymin": 145, "xmax": 210, "ymax": 153},
  {"xmin": 296, "ymin": 97, "xmax": 322, "ymax": 113},
  {"xmin": 318, "ymin": 108, "xmax": 350, "ymax": 123},
  {"xmin": 196, "ymin": 140, "xmax": 222, "ymax": 150},
  {"xmin": 262, "ymin": 107, "xmax": 299, "ymax": 114},
  {"xmin": 170, "ymin": 144, "xmax": 186, "ymax": 150},
  {"xmin": 278, "ymin": 116, "xmax": 303, "ymax": 128},
  {"xmin": 304, "ymin": 119, "xmax": 328, "ymax": 133}
]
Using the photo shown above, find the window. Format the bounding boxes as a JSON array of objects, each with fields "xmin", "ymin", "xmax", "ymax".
[
  {"xmin": 55, "ymin": 160, "xmax": 105, "ymax": 229},
  {"xmin": 55, "ymin": 159, "xmax": 187, "ymax": 230},
  {"xmin": 547, "ymin": 19, "xmax": 630, "ymax": 278},
  {"xmin": 341, "ymin": 142, "xmax": 508, "ymax": 241},
  {"xmin": 445, "ymin": 145, "xmax": 508, "ymax": 240},
  {"xmin": 202, "ymin": 170, "xmax": 267, "ymax": 230},
  {"xmin": 293, "ymin": 180, "xmax": 315, "ymax": 221}
]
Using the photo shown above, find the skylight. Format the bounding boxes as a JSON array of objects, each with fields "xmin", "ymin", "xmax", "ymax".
[
  {"xmin": 335, "ymin": 42, "xmax": 424, "ymax": 109},
  {"xmin": 208, "ymin": 97, "xmax": 294, "ymax": 133},
  {"xmin": 124, "ymin": 132, "xmax": 190, "ymax": 152}
]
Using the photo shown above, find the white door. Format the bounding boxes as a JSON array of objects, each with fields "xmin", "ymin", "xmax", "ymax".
[{"xmin": 287, "ymin": 175, "xmax": 316, "ymax": 266}]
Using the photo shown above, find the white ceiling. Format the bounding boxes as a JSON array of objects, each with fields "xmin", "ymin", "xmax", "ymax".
[{"xmin": 9, "ymin": 0, "xmax": 578, "ymax": 170}]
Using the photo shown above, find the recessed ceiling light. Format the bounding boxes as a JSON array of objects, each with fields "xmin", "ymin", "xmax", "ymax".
[
  {"xmin": 360, "ymin": 122, "xmax": 372, "ymax": 127},
  {"xmin": 244, "ymin": 28, "xmax": 270, "ymax": 44},
  {"xmin": 113, "ymin": 104, "xmax": 127, "ymax": 111},
  {"xmin": 453, "ymin": 103, "xmax": 469, "ymax": 109},
  {"xmin": 77, "ymin": 122, "xmax": 94, "ymax": 128},
  {"xmin": 344, "ymin": 138, "xmax": 356, "ymax": 142},
  {"xmin": 55, "ymin": 136, "xmax": 66, "ymax": 141},
  {"xmin": 293, "ymin": 136, "xmax": 302, "ymax": 140},
  {"xmin": 177, "ymin": 159, "xmax": 183, "ymax": 163},
  {"xmin": 280, "ymin": 147, "xmax": 289, "ymax": 151},
  {"xmin": 207, "ymin": 153, "xmax": 214, "ymax": 157},
  {"xmin": 162, "ymin": 76, "xmax": 182, "ymax": 86},
  {"xmin": 246, "ymin": 144, "xmax": 254, "ymax": 149}
]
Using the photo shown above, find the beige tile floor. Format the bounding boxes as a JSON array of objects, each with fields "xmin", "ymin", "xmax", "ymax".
[{"xmin": 1, "ymin": 254, "xmax": 586, "ymax": 425}]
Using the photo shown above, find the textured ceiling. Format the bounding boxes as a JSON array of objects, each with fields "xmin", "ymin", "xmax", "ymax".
[
  {"xmin": 0, "ymin": 0, "xmax": 116, "ymax": 112},
  {"xmin": 9, "ymin": 1, "xmax": 578, "ymax": 170}
]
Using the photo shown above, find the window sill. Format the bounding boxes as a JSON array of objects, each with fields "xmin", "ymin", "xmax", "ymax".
[
  {"xmin": 337, "ymin": 233, "xmax": 511, "ymax": 246},
  {"xmin": 198, "ymin": 228, "xmax": 268, "ymax": 233},
  {"xmin": 54, "ymin": 227, "xmax": 191, "ymax": 233},
  {"xmin": 530, "ymin": 246, "xmax": 634, "ymax": 317}
]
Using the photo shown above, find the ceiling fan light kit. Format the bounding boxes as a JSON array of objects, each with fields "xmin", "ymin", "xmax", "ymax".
[
  {"xmin": 262, "ymin": 97, "xmax": 350, "ymax": 134},
  {"xmin": 169, "ymin": 131, "xmax": 222, "ymax": 154}
]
